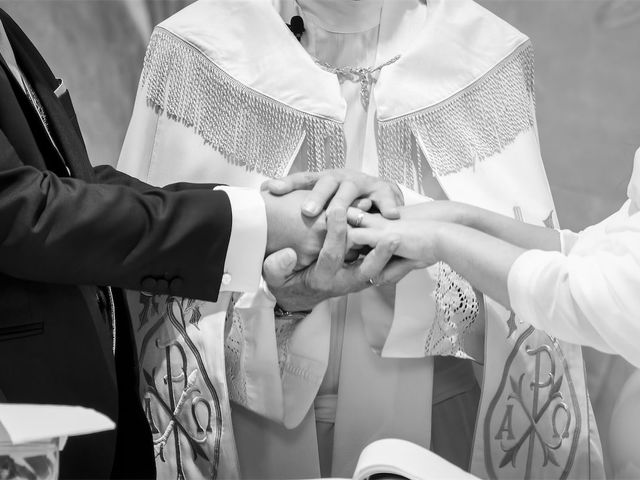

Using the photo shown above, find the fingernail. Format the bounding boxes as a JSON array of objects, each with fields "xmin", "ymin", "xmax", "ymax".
[
  {"xmin": 281, "ymin": 251, "xmax": 296, "ymax": 268},
  {"xmin": 386, "ymin": 208, "xmax": 400, "ymax": 219},
  {"xmin": 390, "ymin": 240, "xmax": 399, "ymax": 252},
  {"xmin": 303, "ymin": 201, "xmax": 318, "ymax": 214}
]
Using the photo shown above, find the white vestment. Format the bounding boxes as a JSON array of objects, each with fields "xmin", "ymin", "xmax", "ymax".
[{"xmin": 118, "ymin": 1, "xmax": 604, "ymax": 479}]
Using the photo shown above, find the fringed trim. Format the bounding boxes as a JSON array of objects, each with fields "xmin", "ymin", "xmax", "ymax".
[
  {"xmin": 141, "ymin": 28, "xmax": 346, "ymax": 177},
  {"xmin": 377, "ymin": 42, "xmax": 535, "ymax": 187}
]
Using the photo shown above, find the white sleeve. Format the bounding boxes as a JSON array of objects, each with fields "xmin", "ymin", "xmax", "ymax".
[
  {"xmin": 214, "ymin": 186, "xmax": 266, "ymax": 293},
  {"xmin": 507, "ymin": 221, "xmax": 640, "ymax": 368},
  {"xmin": 559, "ymin": 229, "xmax": 580, "ymax": 255}
]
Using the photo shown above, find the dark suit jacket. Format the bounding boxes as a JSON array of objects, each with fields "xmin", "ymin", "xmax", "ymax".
[{"xmin": 0, "ymin": 10, "xmax": 236, "ymax": 479}]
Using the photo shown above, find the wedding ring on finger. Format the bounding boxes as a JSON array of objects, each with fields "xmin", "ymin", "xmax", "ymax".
[
  {"xmin": 354, "ymin": 211, "xmax": 365, "ymax": 227},
  {"xmin": 368, "ymin": 277, "xmax": 377, "ymax": 287}
]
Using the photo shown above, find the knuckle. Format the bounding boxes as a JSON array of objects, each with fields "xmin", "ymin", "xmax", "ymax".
[
  {"xmin": 354, "ymin": 271, "xmax": 368, "ymax": 286},
  {"xmin": 303, "ymin": 172, "xmax": 317, "ymax": 185},
  {"xmin": 320, "ymin": 175, "xmax": 339, "ymax": 189},
  {"xmin": 342, "ymin": 179, "xmax": 357, "ymax": 192},
  {"xmin": 327, "ymin": 207, "xmax": 347, "ymax": 226},
  {"xmin": 320, "ymin": 249, "xmax": 343, "ymax": 266},
  {"xmin": 379, "ymin": 234, "xmax": 400, "ymax": 251}
]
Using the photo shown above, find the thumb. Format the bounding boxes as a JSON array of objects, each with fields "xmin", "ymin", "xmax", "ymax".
[{"xmin": 262, "ymin": 248, "xmax": 297, "ymax": 288}]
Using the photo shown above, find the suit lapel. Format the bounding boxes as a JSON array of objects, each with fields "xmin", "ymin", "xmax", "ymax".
[{"xmin": 0, "ymin": 10, "xmax": 94, "ymax": 181}]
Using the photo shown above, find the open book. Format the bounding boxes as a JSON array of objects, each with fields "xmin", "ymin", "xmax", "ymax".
[{"xmin": 331, "ymin": 439, "xmax": 479, "ymax": 480}]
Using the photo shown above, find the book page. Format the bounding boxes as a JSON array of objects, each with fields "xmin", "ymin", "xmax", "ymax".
[{"xmin": 352, "ymin": 438, "xmax": 479, "ymax": 480}]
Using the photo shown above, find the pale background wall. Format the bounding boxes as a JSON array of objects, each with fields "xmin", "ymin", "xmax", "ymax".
[{"xmin": 1, "ymin": 0, "xmax": 638, "ymax": 475}]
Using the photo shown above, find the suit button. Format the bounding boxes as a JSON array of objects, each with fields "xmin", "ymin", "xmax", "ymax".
[
  {"xmin": 221, "ymin": 273, "xmax": 231, "ymax": 286},
  {"xmin": 156, "ymin": 279, "xmax": 169, "ymax": 292},
  {"xmin": 169, "ymin": 277, "xmax": 184, "ymax": 293},
  {"xmin": 141, "ymin": 277, "xmax": 156, "ymax": 291}
]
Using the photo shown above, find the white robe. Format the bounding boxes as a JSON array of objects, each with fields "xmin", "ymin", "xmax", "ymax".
[{"xmin": 118, "ymin": 0, "xmax": 603, "ymax": 478}]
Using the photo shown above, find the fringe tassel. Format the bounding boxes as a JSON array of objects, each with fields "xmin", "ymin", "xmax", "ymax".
[
  {"xmin": 141, "ymin": 28, "xmax": 346, "ymax": 177},
  {"xmin": 377, "ymin": 42, "xmax": 536, "ymax": 187}
]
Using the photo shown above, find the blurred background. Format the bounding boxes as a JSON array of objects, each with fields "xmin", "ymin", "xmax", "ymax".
[{"xmin": 0, "ymin": 0, "xmax": 638, "ymax": 476}]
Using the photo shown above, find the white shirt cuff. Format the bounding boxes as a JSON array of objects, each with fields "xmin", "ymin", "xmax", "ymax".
[{"xmin": 215, "ymin": 186, "xmax": 266, "ymax": 292}]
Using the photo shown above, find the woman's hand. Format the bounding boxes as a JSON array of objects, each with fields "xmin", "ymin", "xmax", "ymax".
[{"xmin": 347, "ymin": 208, "xmax": 443, "ymax": 266}]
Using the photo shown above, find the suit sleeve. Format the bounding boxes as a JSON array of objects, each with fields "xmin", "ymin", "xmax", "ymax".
[
  {"xmin": 92, "ymin": 163, "xmax": 217, "ymax": 193},
  {"xmin": 0, "ymin": 133, "xmax": 235, "ymax": 302}
]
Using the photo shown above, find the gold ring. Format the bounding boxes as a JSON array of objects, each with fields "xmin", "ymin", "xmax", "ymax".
[
  {"xmin": 354, "ymin": 211, "xmax": 365, "ymax": 227},
  {"xmin": 368, "ymin": 277, "xmax": 376, "ymax": 286}
]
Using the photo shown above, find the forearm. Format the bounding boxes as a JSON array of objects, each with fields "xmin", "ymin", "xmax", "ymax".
[
  {"xmin": 93, "ymin": 164, "xmax": 217, "ymax": 192},
  {"xmin": 0, "ymin": 164, "xmax": 231, "ymax": 300},
  {"xmin": 457, "ymin": 203, "xmax": 561, "ymax": 252},
  {"xmin": 433, "ymin": 222, "xmax": 525, "ymax": 308}
]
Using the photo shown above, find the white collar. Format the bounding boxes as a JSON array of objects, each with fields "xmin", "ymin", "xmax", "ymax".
[
  {"xmin": 296, "ymin": 0, "xmax": 384, "ymax": 34},
  {"xmin": 159, "ymin": 0, "xmax": 529, "ymax": 122}
]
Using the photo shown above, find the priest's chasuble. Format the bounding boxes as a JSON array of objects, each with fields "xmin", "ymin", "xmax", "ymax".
[{"xmin": 118, "ymin": 1, "xmax": 604, "ymax": 479}]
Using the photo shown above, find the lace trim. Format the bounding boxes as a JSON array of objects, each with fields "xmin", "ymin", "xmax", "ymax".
[
  {"xmin": 377, "ymin": 41, "xmax": 535, "ymax": 187},
  {"xmin": 275, "ymin": 317, "xmax": 299, "ymax": 374},
  {"xmin": 224, "ymin": 297, "xmax": 248, "ymax": 407},
  {"xmin": 141, "ymin": 27, "xmax": 346, "ymax": 177},
  {"xmin": 425, "ymin": 263, "xmax": 480, "ymax": 359}
]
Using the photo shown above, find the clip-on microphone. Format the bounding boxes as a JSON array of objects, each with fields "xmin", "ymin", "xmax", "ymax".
[{"xmin": 287, "ymin": 15, "xmax": 305, "ymax": 41}]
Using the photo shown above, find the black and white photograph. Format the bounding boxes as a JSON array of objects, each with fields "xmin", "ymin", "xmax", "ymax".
[{"xmin": 0, "ymin": 0, "xmax": 638, "ymax": 479}]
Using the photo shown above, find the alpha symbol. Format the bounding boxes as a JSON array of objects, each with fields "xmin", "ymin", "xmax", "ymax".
[{"xmin": 495, "ymin": 404, "xmax": 516, "ymax": 441}]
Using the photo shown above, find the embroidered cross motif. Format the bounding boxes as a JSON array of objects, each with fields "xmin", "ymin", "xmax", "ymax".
[
  {"xmin": 139, "ymin": 295, "xmax": 222, "ymax": 479},
  {"xmin": 497, "ymin": 343, "xmax": 572, "ymax": 475},
  {"xmin": 316, "ymin": 54, "xmax": 401, "ymax": 109},
  {"xmin": 506, "ymin": 311, "xmax": 518, "ymax": 339},
  {"xmin": 486, "ymin": 327, "xmax": 579, "ymax": 479}
]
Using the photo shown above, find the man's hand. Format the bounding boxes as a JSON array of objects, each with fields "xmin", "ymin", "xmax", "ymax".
[
  {"xmin": 263, "ymin": 208, "xmax": 421, "ymax": 312},
  {"xmin": 262, "ymin": 189, "xmax": 327, "ymax": 269},
  {"xmin": 262, "ymin": 169, "xmax": 404, "ymax": 220}
]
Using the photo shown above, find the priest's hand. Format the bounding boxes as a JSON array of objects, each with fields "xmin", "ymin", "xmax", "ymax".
[
  {"xmin": 262, "ymin": 169, "xmax": 404, "ymax": 220},
  {"xmin": 263, "ymin": 207, "xmax": 420, "ymax": 312},
  {"xmin": 262, "ymin": 189, "xmax": 328, "ymax": 269}
]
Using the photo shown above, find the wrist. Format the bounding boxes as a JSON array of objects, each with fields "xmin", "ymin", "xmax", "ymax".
[
  {"xmin": 449, "ymin": 202, "xmax": 476, "ymax": 227},
  {"xmin": 432, "ymin": 221, "xmax": 453, "ymax": 262}
]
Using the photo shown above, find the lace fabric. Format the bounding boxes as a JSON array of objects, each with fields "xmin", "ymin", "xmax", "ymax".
[
  {"xmin": 425, "ymin": 263, "xmax": 480, "ymax": 360},
  {"xmin": 224, "ymin": 297, "xmax": 248, "ymax": 407}
]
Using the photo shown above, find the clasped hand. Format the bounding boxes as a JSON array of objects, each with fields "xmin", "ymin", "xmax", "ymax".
[{"xmin": 261, "ymin": 170, "xmax": 421, "ymax": 312}]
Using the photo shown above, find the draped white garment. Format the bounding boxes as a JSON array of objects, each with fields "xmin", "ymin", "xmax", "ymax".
[
  {"xmin": 118, "ymin": 1, "xmax": 604, "ymax": 479},
  {"xmin": 508, "ymin": 151, "xmax": 640, "ymax": 368},
  {"xmin": 230, "ymin": 2, "xmax": 442, "ymax": 477}
]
